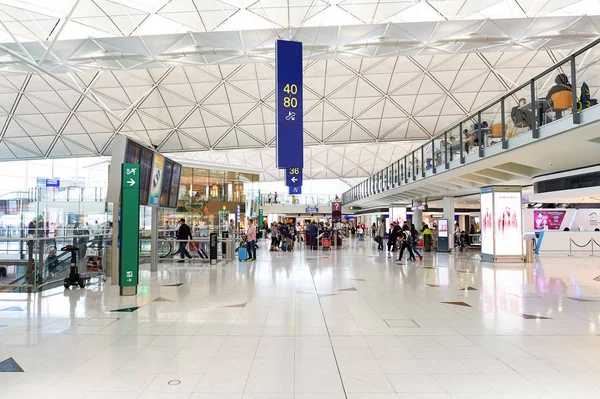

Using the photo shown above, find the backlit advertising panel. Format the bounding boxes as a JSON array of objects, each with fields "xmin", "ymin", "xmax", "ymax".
[
  {"xmin": 438, "ymin": 219, "xmax": 448, "ymax": 237},
  {"xmin": 534, "ymin": 210, "xmax": 566, "ymax": 230},
  {"xmin": 480, "ymin": 192, "xmax": 494, "ymax": 255},
  {"xmin": 148, "ymin": 153, "xmax": 165, "ymax": 207},
  {"xmin": 493, "ymin": 191, "xmax": 522, "ymax": 256}
]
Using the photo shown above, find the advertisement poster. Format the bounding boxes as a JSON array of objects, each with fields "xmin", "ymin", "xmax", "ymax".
[
  {"xmin": 390, "ymin": 207, "xmax": 407, "ymax": 224},
  {"xmin": 438, "ymin": 219, "xmax": 448, "ymax": 237},
  {"xmin": 148, "ymin": 153, "xmax": 165, "ymax": 206},
  {"xmin": 493, "ymin": 192, "xmax": 522, "ymax": 256},
  {"xmin": 534, "ymin": 210, "xmax": 566, "ymax": 230},
  {"xmin": 481, "ymin": 192, "xmax": 494, "ymax": 255}
]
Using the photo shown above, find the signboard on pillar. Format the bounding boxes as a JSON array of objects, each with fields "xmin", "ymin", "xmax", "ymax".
[
  {"xmin": 276, "ymin": 40, "xmax": 303, "ymax": 169},
  {"xmin": 289, "ymin": 186, "xmax": 302, "ymax": 195},
  {"xmin": 332, "ymin": 201, "xmax": 342, "ymax": 223},
  {"xmin": 258, "ymin": 209, "xmax": 263, "ymax": 229},
  {"xmin": 481, "ymin": 186, "xmax": 524, "ymax": 262},
  {"xmin": 285, "ymin": 167, "xmax": 302, "ymax": 186},
  {"xmin": 119, "ymin": 163, "xmax": 140, "ymax": 296}
]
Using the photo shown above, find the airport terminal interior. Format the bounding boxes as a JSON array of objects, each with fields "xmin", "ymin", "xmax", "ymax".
[{"xmin": 4, "ymin": 0, "xmax": 600, "ymax": 398}]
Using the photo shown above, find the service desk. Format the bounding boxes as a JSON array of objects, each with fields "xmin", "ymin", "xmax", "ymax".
[{"xmin": 536, "ymin": 231, "xmax": 600, "ymax": 255}]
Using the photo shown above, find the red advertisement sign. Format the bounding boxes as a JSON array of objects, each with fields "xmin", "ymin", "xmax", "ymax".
[{"xmin": 534, "ymin": 210, "xmax": 566, "ymax": 230}]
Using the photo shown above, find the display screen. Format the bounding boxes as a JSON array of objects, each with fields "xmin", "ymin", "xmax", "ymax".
[
  {"xmin": 438, "ymin": 219, "xmax": 448, "ymax": 237},
  {"xmin": 125, "ymin": 140, "xmax": 141, "ymax": 165},
  {"xmin": 481, "ymin": 192, "xmax": 494, "ymax": 255},
  {"xmin": 139, "ymin": 147, "xmax": 153, "ymax": 206},
  {"xmin": 494, "ymin": 191, "xmax": 522, "ymax": 256},
  {"xmin": 159, "ymin": 160, "xmax": 174, "ymax": 207},
  {"xmin": 148, "ymin": 153, "xmax": 165, "ymax": 207},
  {"xmin": 534, "ymin": 210, "xmax": 566, "ymax": 230},
  {"xmin": 169, "ymin": 163, "xmax": 181, "ymax": 208}
]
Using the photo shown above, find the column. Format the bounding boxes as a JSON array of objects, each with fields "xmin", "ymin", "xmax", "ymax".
[
  {"xmin": 111, "ymin": 202, "xmax": 119, "ymax": 285},
  {"xmin": 443, "ymin": 196, "xmax": 455, "ymax": 249},
  {"xmin": 150, "ymin": 207, "xmax": 159, "ymax": 272},
  {"xmin": 413, "ymin": 202, "xmax": 423, "ymax": 230}
]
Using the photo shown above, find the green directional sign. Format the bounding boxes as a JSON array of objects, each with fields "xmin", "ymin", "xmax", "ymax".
[
  {"xmin": 259, "ymin": 208, "xmax": 263, "ymax": 229},
  {"xmin": 119, "ymin": 163, "xmax": 140, "ymax": 296}
]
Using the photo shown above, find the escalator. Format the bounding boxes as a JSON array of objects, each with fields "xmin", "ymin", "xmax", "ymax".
[{"xmin": 0, "ymin": 240, "xmax": 96, "ymax": 292}]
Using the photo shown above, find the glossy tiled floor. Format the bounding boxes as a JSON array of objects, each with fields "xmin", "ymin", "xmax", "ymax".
[{"xmin": 2, "ymin": 238, "xmax": 600, "ymax": 398}]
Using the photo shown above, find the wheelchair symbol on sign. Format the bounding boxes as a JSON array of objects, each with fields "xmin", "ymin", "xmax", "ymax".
[{"xmin": 285, "ymin": 111, "xmax": 296, "ymax": 121}]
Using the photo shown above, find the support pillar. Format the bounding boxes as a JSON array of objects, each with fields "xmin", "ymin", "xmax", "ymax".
[
  {"xmin": 443, "ymin": 197, "xmax": 455, "ymax": 249},
  {"xmin": 111, "ymin": 202, "xmax": 119, "ymax": 285},
  {"xmin": 413, "ymin": 202, "xmax": 423, "ymax": 230},
  {"xmin": 150, "ymin": 206, "xmax": 159, "ymax": 272}
]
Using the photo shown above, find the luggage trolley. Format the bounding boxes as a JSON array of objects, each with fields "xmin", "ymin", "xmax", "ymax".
[{"xmin": 86, "ymin": 254, "xmax": 106, "ymax": 283}]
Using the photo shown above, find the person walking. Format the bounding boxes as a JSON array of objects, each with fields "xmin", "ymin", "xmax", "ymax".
[
  {"xmin": 268, "ymin": 192, "xmax": 272, "ymax": 205},
  {"xmin": 309, "ymin": 221, "xmax": 318, "ymax": 250},
  {"xmin": 387, "ymin": 223, "xmax": 398, "ymax": 253},
  {"xmin": 410, "ymin": 223, "xmax": 423, "ymax": 261},
  {"xmin": 397, "ymin": 225, "xmax": 416, "ymax": 263},
  {"xmin": 247, "ymin": 219, "xmax": 257, "ymax": 261},
  {"xmin": 176, "ymin": 218, "xmax": 193, "ymax": 263},
  {"xmin": 371, "ymin": 223, "xmax": 376, "ymax": 239},
  {"xmin": 376, "ymin": 220, "xmax": 385, "ymax": 251},
  {"xmin": 391, "ymin": 222, "xmax": 401, "ymax": 252},
  {"xmin": 422, "ymin": 224, "xmax": 433, "ymax": 252}
]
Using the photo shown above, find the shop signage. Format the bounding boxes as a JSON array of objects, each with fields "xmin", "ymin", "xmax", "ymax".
[
  {"xmin": 119, "ymin": 163, "xmax": 140, "ymax": 295},
  {"xmin": 45, "ymin": 179, "xmax": 60, "ymax": 189},
  {"xmin": 285, "ymin": 167, "xmax": 302, "ymax": 186},
  {"xmin": 289, "ymin": 186, "xmax": 301, "ymax": 195},
  {"xmin": 276, "ymin": 39, "xmax": 303, "ymax": 169},
  {"xmin": 306, "ymin": 207, "xmax": 318, "ymax": 213}
]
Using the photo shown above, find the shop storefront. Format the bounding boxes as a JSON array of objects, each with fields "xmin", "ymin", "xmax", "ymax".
[{"xmin": 156, "ymin": 167, "xmax": 259, "ymax": 235}]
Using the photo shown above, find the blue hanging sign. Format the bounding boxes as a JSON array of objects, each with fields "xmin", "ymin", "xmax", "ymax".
[
  {"xmin": 285, "ymin": 167, "xmax": 302, "ymax": 186},
  {"xmin": 276, "ymin": 39, "xmax": 303, "ymax": 169},
  {"xmin": 289, "ymin": 186, "xmax": 302, "ymax": 195},
  {"xmin": 46, "ymin": 178, "xmax": 60, "ymax": 189},
  {"xmin": 306, "ymin": 207, "xmax": 318, "ymax": 213}
]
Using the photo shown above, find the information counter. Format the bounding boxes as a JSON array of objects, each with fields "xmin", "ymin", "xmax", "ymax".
[{"xmin": 536, "ymin": 231, "xmax": 600, "ymax": 255}]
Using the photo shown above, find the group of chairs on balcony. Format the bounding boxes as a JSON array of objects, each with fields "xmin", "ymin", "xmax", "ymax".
[{"xmin": 458, "ymin": 73, "xmax": 597, "ymax": 154}]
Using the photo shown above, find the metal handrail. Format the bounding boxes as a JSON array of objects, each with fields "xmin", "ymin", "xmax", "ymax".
[{"xmin": 342, "ymin": 37, "xmax": 600, "ymax": 205}]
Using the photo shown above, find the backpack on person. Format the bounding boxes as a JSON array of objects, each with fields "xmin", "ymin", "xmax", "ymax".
[{"xmin": 403, "ymin": 230, "xmax": 412, "ymax": 244}]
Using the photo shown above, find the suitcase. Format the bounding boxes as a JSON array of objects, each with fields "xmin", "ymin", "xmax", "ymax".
[{"xmin": 238, "ymin": 247, "xmax": 247, "ymax": 261}]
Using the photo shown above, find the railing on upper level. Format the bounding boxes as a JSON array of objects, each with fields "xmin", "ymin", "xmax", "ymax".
[{"xmin": 342, "ymin": 37, "xmax": 600, "ymax": 205}]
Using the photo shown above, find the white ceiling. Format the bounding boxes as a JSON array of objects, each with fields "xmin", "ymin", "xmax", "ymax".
[{"xmin": 0, "ymin": 0, "xmax": 597, "ymax": 181}]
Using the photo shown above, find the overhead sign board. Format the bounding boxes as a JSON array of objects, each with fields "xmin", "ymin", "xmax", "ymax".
[
  {"xmin": 306, "ymin": 207, "xmax": 318, "ymax": 213},
  {"xmin": 289, "ymin": 186, "xmax": 302, "ymax": 195},
  {"xmin": 46, "ymin": 179, "xmax": 60, "ymax": 190},
  {"xmin": 411, "ymin": 204, "xmax": 428, "ymax": 211},
  {"xmin": 285, "ymin": 167, "xmax": 302, "ymax": 186},
  {"xmin": 276, "ymin": 39, "xmax": 303, "ymax": 169}
]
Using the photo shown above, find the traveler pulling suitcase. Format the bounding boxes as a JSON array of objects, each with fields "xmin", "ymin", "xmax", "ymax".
[{"xmin": 238, "ymin": 247, "xmax": 248, "ymax": 261}]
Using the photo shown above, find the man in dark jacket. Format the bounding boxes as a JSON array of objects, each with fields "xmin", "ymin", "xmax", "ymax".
[
  {"xmin": 309, "ymin": 221, "xmax": 318, "ymax": 250},
  {"xmin": 176, "ymin": 218, "xmax": 193, "ymax": 262}
]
